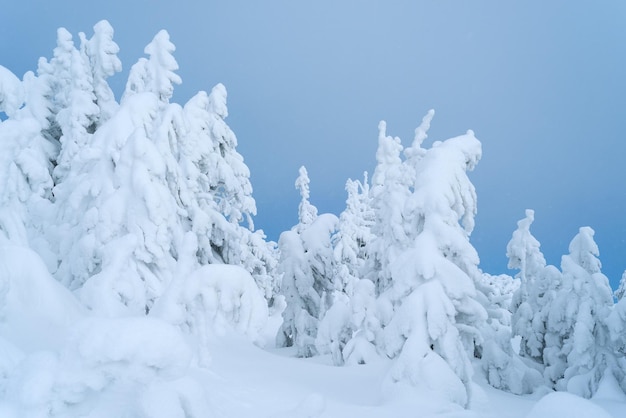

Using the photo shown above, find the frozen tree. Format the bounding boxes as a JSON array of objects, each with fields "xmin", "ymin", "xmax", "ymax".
[
  {"xmin": 34, "ymin": 28, "xmax": 76, "ymax": 146},
  {"xmin": 333, "ymin": 175, "xmax": 375, "ymax": 285},
  {"xmin": 52, "ymin": 93, "xmax": 183, "ymax": 314},
  {"xmin": 123, "ymin": 30, "xmax": 181, "ymax": 104},
  {"xmin": 607, "ymin": 287, "xmax": 626, "ymax": 393},
  {"xmin": 368, "ymin": 121, "xmax": 410, "ymax": 296},
  {"xmin": 48, "ymin": 27, "xmax": 278, "ymax": 315},
  {"xmin": 544, "ymin": 227, "xmax": 615, "ymax": 397},
  {"xmin": 301, "ymin": 215, "xmax": 337, "ymax": 317},
  {"xmin": 52, "ymin": 29, "xmax": 100, "ymax": 183},
  {"xmin": 24, "ymin": 22, "xmax": 122, "ymax": 184},
  {"xmin": 276, "ymin": 229, "xmax": 318, "ymax": 356},
  {"xmin": 508, "ymin": 209, "xmax": 561, "ymax": 365},
  {"xmin": 372, "ymin": 114, "xmax": 487, "ymax": 407},
  {"xmin": 50, "ymin": 32, "xmax": 189, "ymax": 314},
  {"xmin": 610, "ymin": 269, "xmax": 626, "ymax": 391},
  {"xmin": 295, "ymin": 166, "xmax": 318, "ymax": 230},
  {"xmin": 181, "ymin": 85, "xmax": 278, "ymax": 302},
  {"xmin": 0, "ymin": 66, "xmax": 57, "ymax": 266},
  {"xmin": 0, "ymin": 33, "xmax": 77, "ymax": 257},
  {"xmin": 82, "ymin": 20, "xmax": 122, "ymax": 123},
  {"xmin": 316, "ymin": 174, "xmax": 380, "ymax": 365},
  {"xmin": 277, "ymin": 167, "xmax": 337, "ymax": 357},
  {"xmin": 479, "ymin": 272, "xmax": 543, "ymax": 394},
  {"xmin": 205, "ymin": 84, "xmax": 257, "ymax": 227},
  {"xmin": 403, "ymin": 109, "xmax": 434, "ymax": 179}
]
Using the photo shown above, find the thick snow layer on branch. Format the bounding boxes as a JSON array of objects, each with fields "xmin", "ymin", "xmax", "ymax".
[
  {"xmin": 153, "ymin": 264, "xmax": 269, "ymax": 365},
  {"xmin": 0, "ymin": 66, "xmax": 24, "ymax": 118}
]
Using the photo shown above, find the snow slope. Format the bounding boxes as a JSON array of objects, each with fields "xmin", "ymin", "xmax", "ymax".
[
  {"xmin": 198, "ymin": 333, "xmax": 624, "ymax": 418},
  {"xmin": 0, "ymin": 243, "xmax": 622, "ymax": 417}
]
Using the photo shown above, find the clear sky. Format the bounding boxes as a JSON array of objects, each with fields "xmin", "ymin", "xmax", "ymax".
[{"xmin": 2, "ymin": 1, "xmax": 625, "ymax": 288}]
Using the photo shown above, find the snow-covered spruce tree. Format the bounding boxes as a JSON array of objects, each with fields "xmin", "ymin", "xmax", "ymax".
[
  {"xmin": 544, "ymin": 227, "xmax": 615, "ymax": 397},
  {"xmin": 277, "ymin": 166, "xmax": 337, "ymax": 357},
  {"xmin": 608, "ymin": 278, "xmax": 626, "ymax": 393},
  {"xmin": 2, "ymin": 22, "xmax": 120, "ymax": 266},
  {"xmin": 367, "ymin": 112, "xmax": 487, "ymax": 407},
  {"xmin": 478, "ymin": 271, "xmax": 544, "ymax": 395},
  {"xmin": 49, "ymin": 29, "xmax": 185, "ymax": 315},
  {"xmin": 333, "ymin": 174, "xmax": 375, "ymax": 286},
  {"xmin": 82, "ymin": 20, "xmax": 122, "ymax": 124},
  {"xmin": 43, "ymin": 24, "xmax": 276, "ymax": 315},
  {"xmin": 51, "ymin": 28, "xmax": 101, "ymax": 183},
  {"xmin": 0, "ymin": 65, "xmax": 57, "ymax": 265},
  {"xmin": 507, "ymin": 209, "xmax": 561, "ymax": 368},
  {"xmin": 367, "ymin": 121, "xmax": 411, "ymax": 297},
  {"xmin": 316, "ymin": 174, "xmax": 380, "ymax": 365},
  {"xmin": 181, "ymin": 85, "xmax": 278, "ymax": 303}
]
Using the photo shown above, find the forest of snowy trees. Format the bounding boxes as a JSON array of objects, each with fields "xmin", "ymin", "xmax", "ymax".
[{"xmin": 0, "ymin": 21, "xmax": 625, "ymax": 416}]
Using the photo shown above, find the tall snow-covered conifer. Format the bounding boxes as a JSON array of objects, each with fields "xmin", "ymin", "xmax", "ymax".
[
  {"xmin": 366, "ymin": 112, "xmax": 488, "ymax": 407},
  {"xmin": 544, "ymin": 227, "xmax": 615, "ymax": 396},
  {"xmin": 277, "ymin": 166, "xmax": 337, "ymax": 357},
  {"xmin": 0, "ymin": 65, "xmax": 56, "ymax": 264},
  {"xmin": 316, "ymin": 174, "xmax": 379, "ymax": 365},
  {"xmin": 41, "ymin": 24, "xmax": 277, "ymax": 316},
  {"xmin": 368, "ymin": 121, "xmax": 410, "ymax": 296},
  {"xmin": 83, "ymin": 20, "xmax": 122, "ymax": 123},
  {"xmin": 181, "ymin": 85, "xmax": 278, "ymax": 302},
  {"xmin": 508, "ymin": 210, "xmax": 561, "ymax": 366}
]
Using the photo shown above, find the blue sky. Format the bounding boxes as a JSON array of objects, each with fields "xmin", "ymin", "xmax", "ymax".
[{"xmin": 2, "ymin": 1, "xmax": 625, "ymax": 288}]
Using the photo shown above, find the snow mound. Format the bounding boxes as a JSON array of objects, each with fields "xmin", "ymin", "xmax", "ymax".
[
  {"xmin": 65, "ymin": 316, "xmax": 193, "ymax": 379},
  {"xmin": 153, "ymin": 264, "xmax": 269, "ymax": 365},
  {"xmin": 526, "ymin": 392, "xmax": 612, "ymax": 418},
  {"xmin": 1, "ymin": 313, "xmax": 211, "ymax": 416},
  {"xmin": 0, "ymin": 245, "xmax": 82, "ymax": 352}
]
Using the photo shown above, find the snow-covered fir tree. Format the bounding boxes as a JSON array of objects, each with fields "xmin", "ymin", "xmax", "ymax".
[
  {"xmin": 122, "ymin": 29, "xmax": 181, "ymax": 104},
  {"xmin": 508, "ymin": 209, "xmax": 561, "ymax": 366},
  {"xmin": 368, "ymin": 121, "xmax": 411, "ymax": 296},
  {"xmin": 544, "ymin": 227, "xmax": 615, "ymax": 397},
  {"xmin": 479, "ymin": 271, "xmax": 544, "ymax": 395},
  {"xmin": 49, "ymin": 29, "xmax": 186, "ymax": 314},
  {"xmin": 607, "ymin": 277, "xmax": 626, "ymax": 393},
  {"xmin": 0, "ymin": 23, "xmax": 277, "ymax": 317},
  {"xmin": 82, "ymin": 20, "xmax": 122, "ymax": 124},
  {"xmin": 277, "ymin": 166, "xmax": 337, "ymax": 357},
  {"xmin": 52, "ymin": 28, "xmax": 101, "ymax": 183},
  {"xmin": 181, "ymin": 85, "xmax": 278, "ymax": 302},
  {"xmin": 367, "ymin": 113, "xmax": 488, "ymax": 407},
  {"xmin": 0, "ymin": 65, "xmax": 57, "ymax": 263},
  {"xmin": 316, "ymin": 174, "xmax": 379, "ymax": 365}
]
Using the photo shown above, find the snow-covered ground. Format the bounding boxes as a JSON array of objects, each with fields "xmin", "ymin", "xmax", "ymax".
[
  {"xmin": 0, "ymin": 244, "xmax": 623, "ymax": 417},
  {"xmin": 203, "ymin": 335, "xmax": 625, "ymax": 418}
]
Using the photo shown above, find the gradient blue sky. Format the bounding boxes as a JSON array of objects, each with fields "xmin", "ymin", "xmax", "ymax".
[{"xmin": 2, "ymin": 1, "xmax": 625, "ymax": 288}]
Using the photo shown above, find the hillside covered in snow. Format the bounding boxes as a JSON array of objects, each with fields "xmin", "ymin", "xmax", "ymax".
[{"xmin": 0, "ymin": 21, "xmax": 625, "ymax": 417}]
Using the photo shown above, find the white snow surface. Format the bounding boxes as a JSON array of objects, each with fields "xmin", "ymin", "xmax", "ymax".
[{"xmin": 0, "ymin": 245, "xmax": 621, "ymax": 417}]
